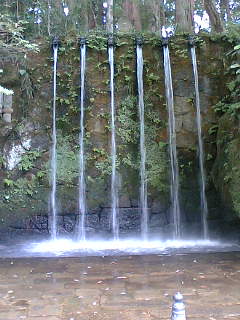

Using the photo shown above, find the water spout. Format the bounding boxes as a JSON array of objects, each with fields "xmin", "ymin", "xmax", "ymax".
[
  {"xmin": 77, "ymin": 37, "xmax": 87, "ymax": 241},
  {"xmin": 50, "ymin": 36, "xmax": 60, "ymax": 240},
  {"xmin": 52, "ymin": 36, "xmax": 60, "ymax": 49},
  {"xmin": 189, "ymin": 38, "xmax": 208, "ymax": 239},
  {"xmin": 108, "ymin": 35, "xmax": 114, "ymax": 47},
  {"xmin": 136, "ymin": 36, "xmax": 143, "ymax": 47},
  {"xmin": 162, "ymin": 39, "xmax": 181, "ymax": 239},
  {"xmin": 136, "ymin": 38, "xmax": 148, "ymax": 240},
  {"xmin": 162, "ymin": 37, "xmax": 169, "ymax": 47},
  {"xmin": 188, "ymin": 35, "xmax": 195, "ymax": 47},
  {"xmin": 79, "ymin": 37, "xmax": 86, "ymax": 47},
  {"xmin": 108, "ymin": 36, "xmax": 119, "ymax": 240}
]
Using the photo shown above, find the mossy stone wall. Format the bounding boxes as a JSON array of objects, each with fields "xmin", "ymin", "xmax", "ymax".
[{"xmin": 0, "ymin": 35, "xmax": 236, "ymax": 234}]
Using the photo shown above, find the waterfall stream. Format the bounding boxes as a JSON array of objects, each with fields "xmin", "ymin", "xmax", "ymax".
[
  {"xmin": 77, "ymin": 40, "xmax": 87, "ymax": 240},
  {"xmin": 108, "ymin": 44, "xmax": 119, "ymax": 240},
  {"xmin": 136, "ymin": 44, "xmax": 148, "ymax": 240},
  {"xmin": 50, "ymin": 42, "xmax": 58, "ymax": 240},
  {"xmin": 163, "ymin": 43, "xmax": 181, "ymax": 239},
  {"xmin": 191, "ymin": 46, "xmax": 208, "ymax": 239}
]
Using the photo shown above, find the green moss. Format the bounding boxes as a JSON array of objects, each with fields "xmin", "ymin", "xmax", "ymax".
[
  {"xmin": 116, "ymin": 95, "xmax": 169, "ymax": 193},
  {"xmin": 225, "ymin": 138, "xmax": 240, "ymax": 216},
  {"xmin": 212, "ymin": 113, "xmax": 240, "ymax": 217},
  {"xmin": 54, "ymin": 134, "xmax": 79, "ymax": 185},
  {"xmin": 18, "ymin": 149, "xmax": 42, "ymax": 171},
  {"xmin": 1, "ymin": 34, "xmax": 236, "ymax": 226},
  {"xmin": 146, "ymin": 141, "xmax": 169, "ymax": 192}
]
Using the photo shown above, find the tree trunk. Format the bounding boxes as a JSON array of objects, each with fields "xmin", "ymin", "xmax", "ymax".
[
  {"xmin": 54, "ymin": 0, "xmax": 62, "ymax": 10},
  {"xmin": 220, "ymin": 0, "xmax": 232, "ymax": 22},
  {"xmin": 107, "ymin": 0, "xmax": 114, "ymax": 33},
  {"xmin": 122, "ymin": 0, "xmax": 142, "ymax": 31},
  {"xmin": 47, "ymin": 0, "xmax": 51, "ymax": 36},
  {"xmin": 175, "ymin": 0, "xmax": 194, "ymax": 33},
  {"xmin": 149, "ymin": 0, "xmax": 165, "ymax": 35},
  {"xmin": 88, "ymin": 1, "xmax": 99, "ymax": 30},
  {"xmin": 203, "ymin": 0, "xmax": 225, "ymax": 32},
  {"xmin": 80, "ymin": 0, "xmax": 89, "ymax": 32}
]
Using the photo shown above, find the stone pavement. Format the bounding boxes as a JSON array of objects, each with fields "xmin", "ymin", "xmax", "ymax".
[{"xmin": 0, "ymin": 252, "xmax": 240, "ymax": 320}]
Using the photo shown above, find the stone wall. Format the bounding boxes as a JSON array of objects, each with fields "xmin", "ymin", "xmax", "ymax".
[{"xmin": 0, "ymin": 35, "xmax": 236, "ymax": 236}]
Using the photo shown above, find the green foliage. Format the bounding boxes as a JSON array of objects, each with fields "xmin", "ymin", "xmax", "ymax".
[
  {"xmin": 1, "ymin": 146, "xmax": 47, "ymax": 208},
  {"xmin": 223, "ymin": 139, "xmax": 240, "ymax": 216},
  {"xmin": 224, "ymin": 24, "xmax": 240, "ymax": 42},
  {"xmin": 169, "ymin": 39, "xmax": 189, "ymax": 59},
  {"xmin": 145, "ymin": 101, "xmax": 169, "ymax": 193},
  {"xmin": 3, "ymin": 177, "xmax": 37, "ymax": 200},
  {"xmin": 53, "ymin": 44, "xmax": 81, "ymax": 132},
  {"xmin": 19, "ymin": 68, "xmax": 34, "ymax": 101},
  {"xmin": 87, "ymin": 147, "xmax": 115, "ymax": 177},
  {"xmin": 146, "ymin": 141, "xmax": 169, "ymax": 192},
  {"xmin": 3, "ymin": 178, "xmax": 14, "ymax": 187},
  {"xmin": 214, "ymin": 101, "xmax": 240, "ymax": 116},
  {"xmin": 87, "ymin": 33, "xmax": 108, "ymax": 51},
  {"xmin": 14, "ymin": 178, "xmax": 36, "ymax": 196},
  {"xmin": 18, "ymin": 149, "xmax": 41, "ymax": 171},
  {"xmin": 214, "ymin": 42, "xmax": 240, "ymax": 118},
  {"xmin": 0, "ymin": 14, "xmax": 39, "ymax": 52},
  {"xmin": 0, "ymin": 156, "xmax": 5, "ymax": 168},
  {"xmin": 208, "ymin": 124, "xmax": 219, "ymax": 136},
  {"xmin": 54, "ymin": 135, "xmax": 79, "ymax": 185},
  {"xmin": 116, "ymin": 95, "xmax": 169, "ymax": 193},
  {"xmin": 95, "ymin": 154, "xmax": 113, "ymax": 176},
  {"xmin": 117, "ymin": 96, "xmax": 139, "ymax": 144}
]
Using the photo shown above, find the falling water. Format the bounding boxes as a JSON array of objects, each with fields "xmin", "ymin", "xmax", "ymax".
[
  {"xmin": 163, "ymin": 42, "xmax": 181, "ymax": 239},
  {"xmin": 77, "ymin": 39, "xmax": 87, "ymax": 241},
  {"xmin": 50, "ymin": 40, "xmax": 58, "ymax": 239},
  {"xmin": 108, "ymin": 41, "xmax": 119, "ymax": 240},
  {"xmin": 190, "ymin": 46, "xmax": 208, "ymax": 239},
  {"xmin": 136, "ymin": 43, "xmax": 148, "ymax": 240}
]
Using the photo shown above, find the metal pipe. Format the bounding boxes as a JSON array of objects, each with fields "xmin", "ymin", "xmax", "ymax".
[
  {"xmin": 136, "ymin": 37, "xmax": 143, "ymax": 47},
  {"xmin": 162, "ymin": 37, "xmax": 169, "ymax": 47},
  {"xmin": 52, "ymin": 36, "xmax": 60, "ymax": 49},
  {"xmin": 108, "ymin": 35, "xmax": 114, "ymax": 47},
  {"xmin": 188, "ymin": 35, "xmax": 195, "ymax": 47},
  {"xmin": 79, "ymin": 37, "xmax": 86, "ymax": 47}
]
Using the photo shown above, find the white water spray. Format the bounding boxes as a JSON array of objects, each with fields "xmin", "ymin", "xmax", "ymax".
[
  {"xmin": 77, "ymin": 40, "xmax": 87, "ymax": 240},
  {"xmin": 190, "ymin": 45, "xmax": 208, "ymax": 239},
  {"xmin": 108, "ymin": 41, "xmax": 119, "ymax": 240},
  {"xmin": 136, "ymin": 43, "xmax": 148, "ymax": 240},
  {"xmin": 163, "ymin": 42, "xmax": 181, "ymax": 239},
  {"xmin": 50, "ymin": 40, "xmax": 58, "ymax": 239}
]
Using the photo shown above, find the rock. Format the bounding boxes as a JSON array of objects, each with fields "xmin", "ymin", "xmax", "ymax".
[
  {"xmin": 177, "ymin": 130, "xmax": 196, "ymax": 148},
  {"xmin": 3, "ymin": 138, "xmax": 31, "ymax": 170},
  {"xmin": 119, "ymin": 194, "xmax": 131, "ymax": 207},
  {"xmin": 151, "ymin": 199, "xmax": 169, "ymax": 214},
  {"xmin": 149, "ymin": 212, "xmax": 168, "ymax": 228},
  {"xmin": 0, "ymin": 38, "xmax": 236, "ymax": 235}
]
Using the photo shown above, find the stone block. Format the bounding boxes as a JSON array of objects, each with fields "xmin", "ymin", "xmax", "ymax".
[
  {"xmin": 2, "ymin": 113, "xmax": 12, "ymax": 123},
  {"xmin": 119, "ymin": 194, "xmax": 131, "ymax": 208},
  {"xmin": 2, "ymin": 107, "xmax": 13, "ymax": 114},
  {"xmin": 0, "ymin": 93, "xmax": 3, "ymax": 114},
  {"xmin": 3, "ymin": 94, "xmax": 12, "ymax": 108},
  {"xmin": 2, "ymin": 94, "xmax": 13, "ymax": 122}
]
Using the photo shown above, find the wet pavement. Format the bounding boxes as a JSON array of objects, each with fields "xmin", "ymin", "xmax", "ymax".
[{"xmin": 0, "ymin": 252, "xmax": 240, "ymax": 320}]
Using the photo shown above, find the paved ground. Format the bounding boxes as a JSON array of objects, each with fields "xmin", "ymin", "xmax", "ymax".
[{"xmin": 0, "ymin": 252, "xmax": 240, "ymax": 320}]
